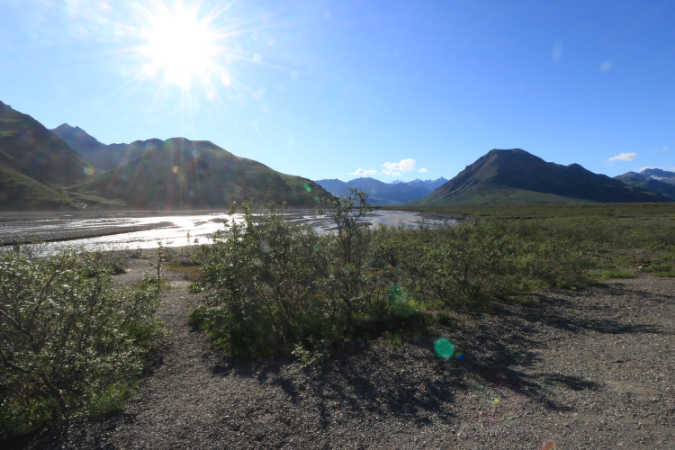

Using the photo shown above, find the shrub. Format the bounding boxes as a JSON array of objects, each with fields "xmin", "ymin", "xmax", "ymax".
[
  {"xmin": 190, "ymin": 191, "xmax": 596, "ymax": 361},
  {"xmin": 0, "ymin": 247, "xmax": 164, "ymax": 439}
]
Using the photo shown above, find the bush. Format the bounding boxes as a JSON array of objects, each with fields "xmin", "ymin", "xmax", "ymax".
[
  {"xmin": 0, "ymin": 247, "xmax": 164, "ymax": 439},
  {"xmin": 190, "ymin": 191, "xmax": 595, "ymax": 361}
]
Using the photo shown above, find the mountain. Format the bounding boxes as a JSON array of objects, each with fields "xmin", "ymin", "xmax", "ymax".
[
  {"xmin": 389, "ymin": 178, "xmax": 448, "ymax": 193},
  {"xmin": 405, "ymin": 178, "xmax": 448, "ymax": 192},
  {"xmin": 314, "ymin": 177, "xmax": 431, "ymax": 205},
  {"xmin": 0, "ymin": 101, "xmax": 92, "ymax": 188},
  {"xmin": 640, "ymin": 168, "xmax": 675, "ymax": 186},
  {"xmin": 614, "ymin": 171, "xmax": 675, "ymax": 200},
  {"xmin": 52, "ymin": 123, "xmax": 162, "ymax": 171},
  {"xmin": 76, "ymin": 137, "xmax": 329, "ymax": 209},
  {"xmin": 314, "ymin": 179, "xmax": 352, "ymax": 198},
  {"xmin": 411, "ymin": 149, "xmax": 672, "ymax": 205}
]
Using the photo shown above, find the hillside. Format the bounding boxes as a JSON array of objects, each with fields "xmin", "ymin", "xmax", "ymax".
[
  {"xmin": 52, "ymin": 124, "xmax": 162, "ymax": 171},
  {"xmin": 314, "ymin": 177, "xmax": 430, "ymax": 205},
  {"xmin": 0, "ymin": 101, "xmax": 92, "ymax": 187},
  {"xmin": 0, "ymin": 167, "xmax": 79, "ymax": 210},
  {"xmin": 614, "ymin": 171, "xmax": 675, "ymax": 200},
  {"xmin": 411, "ymin": 149, "xmax": 672, "ymax": 205},
  {"xmin": 77, "ymin": 137, "xmax": 329, "ymax": 209}
]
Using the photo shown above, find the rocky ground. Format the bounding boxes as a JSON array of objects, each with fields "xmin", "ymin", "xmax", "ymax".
[{"xmin": 26, "ymin": 260, "xmax": 675, "ymax": 449}]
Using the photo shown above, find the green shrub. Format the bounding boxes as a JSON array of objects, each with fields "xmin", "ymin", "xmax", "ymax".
[
  {"xmin": 0, "ymin": 248, "xmax": 164, "ymax": 439},
  {"xmin": 191, "ymin": 191, "xmax": 595, "ymax": 361}
]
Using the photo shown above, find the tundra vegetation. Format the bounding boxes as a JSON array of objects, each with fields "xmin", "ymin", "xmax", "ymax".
[
  {"xmin": 0, "ymin": 246, "xmax": 165, "ymax": 440},
  {"xmin": 189, "ymin": 190, "xmax": 675, "ymax": 362}
]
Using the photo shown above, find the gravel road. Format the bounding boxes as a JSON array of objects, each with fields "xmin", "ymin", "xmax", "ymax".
[{"xmin": 29, "ymin": 261, "xmax": 675, "ymax": 449}]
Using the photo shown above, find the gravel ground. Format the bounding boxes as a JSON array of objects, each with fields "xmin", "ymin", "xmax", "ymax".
[{"xmin": 27, "ymin": 262, "xmax": 675, "ymax": 449}]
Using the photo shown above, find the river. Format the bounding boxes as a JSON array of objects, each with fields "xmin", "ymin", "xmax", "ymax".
[{"xmin": 0, "ymin": 209, "xmax": 455, "ymax": 252}]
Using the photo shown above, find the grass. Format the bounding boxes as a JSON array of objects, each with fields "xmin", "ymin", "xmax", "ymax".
[
  {"xmin": 389, "ymin": 203, "xmax": 675, "ymax": 282},
  {"xmin": 387, "ymin": 202, "xmax": 675, "ymax": 219}
]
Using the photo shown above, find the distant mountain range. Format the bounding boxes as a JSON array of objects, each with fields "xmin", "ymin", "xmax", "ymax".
[
  {"xmin": 316, "ymin": 177, "xmax": 447, "ymax": 205},
  {"xmin": 614, "ymin": 169, "xmax": 675, "ymax": 200},
  {"xmin": 1, "ymin": 100, "xmax": 673, "ymax": 210},
  {"xmin": 410, "ymin": 149, "xmax": 672, "ymax": 205},
  {"xmin": 391, "ymin": 178, "xmax": 448, "ymax": 191},
  {"xmin": 0, "ymin": 101, "xmax": 328, "ymax": 210},
  {"xmin": 314, "ymin": 177, "xmax": 448, "ymax": 205}
]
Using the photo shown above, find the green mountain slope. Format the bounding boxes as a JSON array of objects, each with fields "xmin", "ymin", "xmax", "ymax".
[
  {"xmin": 52, "ymin": 123, "xmax": 162, "ymax": 171},
  {"xmin": 77, "ymin": 137, "xmax": 329, "ymax": 209},
  {"xmin": 0, "ymin": 167, "xmax": 78, "ymax": 210},
  {"xmin": 0, "ymin": 101, "xmax": 92, "ymax": 187},
  {"xmin": 615, "ymin": 172, "xmax": 675, "ymax": 200},
  {"xmin": 411, "ymin": 149, "xmax": 672, "ymax": 205}
]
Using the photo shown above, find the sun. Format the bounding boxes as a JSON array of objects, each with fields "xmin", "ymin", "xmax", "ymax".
[{"xmin": 141, "ymin": 2, "xmax": 220, "ymax": 86}]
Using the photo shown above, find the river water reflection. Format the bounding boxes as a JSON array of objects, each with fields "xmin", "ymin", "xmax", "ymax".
[{"xmin": 0, "ymin": 209, "xmax": 455, "ymax": 252}]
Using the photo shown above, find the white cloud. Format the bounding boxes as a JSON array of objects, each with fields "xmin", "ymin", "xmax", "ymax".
[
  {"xmin": 383, "ymin": 159, "xmax": 416, "ymax": 172},
  {"xmin": 418, "ymin": 168, "xmax": 428, "ymax": 173},
  {"xmin": 606, "ymin": 152, "xmax": 636, "ymax": 165},
  {"xmin": 337, "ymin": 177, "xmax": 343, "ymax": 181},
  {"xmin": 349, "ymin": 168, "xmax": 376, "ymax": 176},
  {"xmin": 382, "ymin": 158, "xmax": 417, "ymax": 175},
  {"xmin": 654, "ymin": 146, "xmax": 668, "ymax": 152}
]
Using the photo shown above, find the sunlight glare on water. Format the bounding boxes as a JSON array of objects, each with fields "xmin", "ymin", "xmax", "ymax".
[{"xmin": 0, "ymin": 210, "xmax": 453, "ymax": 253}]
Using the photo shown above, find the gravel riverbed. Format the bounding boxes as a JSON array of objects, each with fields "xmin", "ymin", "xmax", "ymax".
[{"xmin": 27, "ymin": 260, "xmax": 675, "ymax": 449}]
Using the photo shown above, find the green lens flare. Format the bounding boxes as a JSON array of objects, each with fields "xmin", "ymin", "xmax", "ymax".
[
  {"xmin": 434, "ymin": 338, "xmax": 455, "ymax": 359},
  {"xmin": 303, "ymin": 183, "xmax": 312, "ymax": 192},
  {"xmin": 389, "ymin": 285, "xmax": 415, "ymax": 318}
]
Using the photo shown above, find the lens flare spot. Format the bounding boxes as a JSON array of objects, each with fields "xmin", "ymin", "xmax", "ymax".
[
  {"xmin": 303, "ymin": 183, "xmax": 312, "ymax": 192},
  {"xmin": 188, "ymin": 190, "xmax": 194, "ymax": 197},
  {"xmin": 599, "ymin": 61, "xmax": 612, "ymax": 72},
  {"xmin": 253, "ymin": 53, "xmax": 262, "ymax": 63},
  {"xmin": 82, "ymin": 167, "xmax": 95, "ymax": 176},
  {"xmin": 456, "ymin": 353, "xmax": 464, "ymax": 361},
  {"xmin": 434, "ymin": 338, "xmax": 455, "ymax": 359},
  {"xmin": 491, "ymin": 396, "xmax": 500, "ymax": 405},
  {"xmin": 191, "ymin": 150, "xmax": 200, "ymax": 158},
  {"xmin": 222, "ymin": 75, "xmax": 231, "ymax": 87},
  {"xmin": 173, "ymin": 166, "xmax": 180, "ymax": 173},
  {"xmin": 390, "ymin": 285, "xmax": 416, "ymax": 318}
]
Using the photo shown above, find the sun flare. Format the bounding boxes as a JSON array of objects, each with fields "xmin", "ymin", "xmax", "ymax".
[{"xmin": 141, "ymin": 3, "xmax": 220, "ymax": 86}]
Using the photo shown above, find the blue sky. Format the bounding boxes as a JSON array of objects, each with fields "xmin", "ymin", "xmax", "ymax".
[{"xmin": 1, "ymin": 0, "xmax": 674, "ymax": 182}]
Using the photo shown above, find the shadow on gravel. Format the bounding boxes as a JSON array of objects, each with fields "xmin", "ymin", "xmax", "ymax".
[
  {"xmin": 500, "ymin": 290, "xmax": 669, "ymax": 337},
  {"xmin": 202, "ymin": 291, "xmax": 626, "ymax": 426}
]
